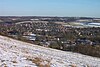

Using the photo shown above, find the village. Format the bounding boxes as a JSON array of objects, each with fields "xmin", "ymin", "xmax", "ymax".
[{"xmin": 0, "ymin": 16, "xmax": 100, "ymax": 57}]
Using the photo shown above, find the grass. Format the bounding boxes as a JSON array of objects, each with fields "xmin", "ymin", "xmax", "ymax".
[
  {"xmin": 27, "ymin": 57, "xmax": 51, "ymax": 67},
  {"xmin": 70, "ymin": 64, "xmax": 77, "ymax": 67},
  {"xmin": 11, "ymin": 60, "xmax": 17, "ymax": 63}
]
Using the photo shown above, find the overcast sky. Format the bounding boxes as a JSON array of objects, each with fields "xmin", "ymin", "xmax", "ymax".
[{"xmin": 0, "ymin": 0, "xmax": 100, "ymax": 17}]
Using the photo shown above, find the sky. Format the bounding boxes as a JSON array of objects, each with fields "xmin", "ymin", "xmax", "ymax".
[{"xmin": 0, "ymin": 0, "xmax": 100, "ymax": 17}]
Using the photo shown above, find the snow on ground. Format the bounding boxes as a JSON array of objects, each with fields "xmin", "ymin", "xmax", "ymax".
[{"xmin": 0, "ymin": 35, "xmax": 100, "ymax": 67}]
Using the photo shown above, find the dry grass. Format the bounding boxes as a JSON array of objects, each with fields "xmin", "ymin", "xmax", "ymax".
[
  {"xmin": 70, "ymin": 64, "xmax": 77, "ymax": 67},
  {"xmin": 1, "ymin": 63, "xmax": 8, "ymax": 67},
  {"xmin": 11, "ymin": 60, "xmax": 17, "ymax": 63},
  {"xmin": 27, "ymin": 57, "xmax": 51, "ymax": 67}
]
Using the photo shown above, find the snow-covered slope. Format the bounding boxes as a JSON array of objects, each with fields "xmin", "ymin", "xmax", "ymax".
[{"xmin": 0, "ymin": 35, "xmax": 100, "ymax": 67}]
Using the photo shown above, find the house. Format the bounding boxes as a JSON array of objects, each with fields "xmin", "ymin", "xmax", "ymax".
[
  {"xmin": 23, "ymin": 33, "xmax": 37, "ymax": 41},
  {"xmin": 75, "ymin": 38, "xmax": 93, "ymax": 45},
  {"xmin": 8, "ymin": 30, "xmax": 19, "ymax": 35}
]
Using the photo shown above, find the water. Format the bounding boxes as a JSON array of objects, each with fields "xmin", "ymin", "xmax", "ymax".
[{"xmin": 80, "ymin": 22, "xmax": 100, "ymax": 27}]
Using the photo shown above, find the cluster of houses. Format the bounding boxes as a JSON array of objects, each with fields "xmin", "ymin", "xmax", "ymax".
[
  {"xmin": 0, "ymin": 19, "xmax": 100, "ymax": 50},
  {"xmin": 23, "ymin": 32, "xmax": 36, "ymax": 41}
]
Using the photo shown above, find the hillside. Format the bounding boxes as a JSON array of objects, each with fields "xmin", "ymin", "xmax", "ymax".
[{"xmin": 0, "ymin": 35, "xmax": 100, "ymax": 67}]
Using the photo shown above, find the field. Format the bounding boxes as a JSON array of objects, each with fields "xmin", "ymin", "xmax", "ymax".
[{"xmin": 0, "ymin": 35, "xmax": 100, "ymax": 67}]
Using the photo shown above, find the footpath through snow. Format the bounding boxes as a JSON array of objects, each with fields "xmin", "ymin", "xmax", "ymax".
[{"xmin": 0, "ymin": 35, "xmax": 100, "ymax": 67}]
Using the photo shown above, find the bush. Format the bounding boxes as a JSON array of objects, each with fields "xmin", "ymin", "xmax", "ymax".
[{"xmin": 70, "ymin": 45, "xmax": 100, "ymax": 58}]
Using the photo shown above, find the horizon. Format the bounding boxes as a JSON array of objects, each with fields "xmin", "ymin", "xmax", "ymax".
[
  {"xmin": 0, "ymin": 0, "xmax": 100, "ymax": 18},
  {"xmin": 0, "ymin": 16, "xmax": 99, "ymax": 18}
]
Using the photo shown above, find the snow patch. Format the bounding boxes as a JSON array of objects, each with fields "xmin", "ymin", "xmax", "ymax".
[{"xmin": 0, "ymin": 35, "xmax": 100, "ymax": 67}]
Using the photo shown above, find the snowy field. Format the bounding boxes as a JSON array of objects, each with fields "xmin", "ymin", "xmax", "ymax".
[{"xmin": 0, "ymin": 35, "xmax": 100, "ymax": 67}]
